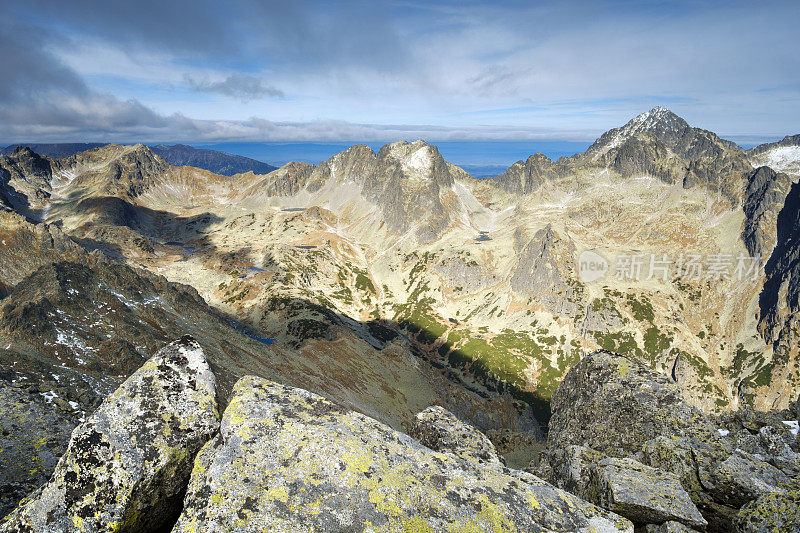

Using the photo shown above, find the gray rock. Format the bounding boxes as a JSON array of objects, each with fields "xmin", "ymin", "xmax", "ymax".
[
  {"xmin": 1, "ymin": 336, "xmax": 219, "ymax": 532},
  {"xmin": 758, "ymin": 425, "xmax": 800, "ymax": 475},
  {"xmin": 535, "ymin": 444, "xmax": 607, "ymax": 499},
  {"xmin": 510, "ymin": 225, "xmax": 584, "ymax": 316},
  {"xmin": 644, "ymin": 521, "xmax": 700, "ymax": 533},
  {"xmin": 733, "ymin": 487, "xmax": 800, "ymax": 533},
  {"xmin": 588, "ymin": 457, "xmax": 706, "ymax": 528},
  {"xmin": 409, "ymin": 405, "xmax": 504, "ymax": 467},
  {"xmin": 491, "ymin": 107, "xmax": 751, "ymax": 206},
  {"xmin": 174, "ymin": 375, "xmax": 634, "ymax": 532},
  {"xmin": 547, "ymin": 350, "xmax": 721, "ymax": 459},
  {"xmin": 644, "ymin": 522, "xmax": 699, "ymax": 533},
  {"xmin": 639, "ymin": 437, "xmax": 707, "ymax": 496},
  {"xmin": 492, "ymin": 153, "xmax": 570, "ymax": 194},
  {"xmin": 707, "ymin": 450, "xmax": 791, "ymax": 508}
]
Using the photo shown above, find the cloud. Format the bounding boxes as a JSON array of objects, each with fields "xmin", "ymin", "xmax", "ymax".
[
  {"xmin": 0, "ymin": 15, "xmax": 168, "ymax": 139},
  {"xmin": 1, "ymin": 0, "xmax": 798, "ymax": 142},
  {"xmin": 184, "ymin": 74, "xmax": 284, "ymax": 102}
]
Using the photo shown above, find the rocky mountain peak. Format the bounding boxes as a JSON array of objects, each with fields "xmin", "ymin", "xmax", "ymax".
[
  {"xmin": 10, "ymin": 146, "xmax": 38, "ymax": 157},
  {"xmin": 4, "ymin": 146, "xmax": 51, "ymax": 174},
  {"xmin": 377, "ymin": 140, "xmax": 451, "ymax": 186},
  {"xmin": 627, "ymin": 106, "xmax": 687, "ymax": 132},
  {"xmin": 592, "ymin": 106, "xmax": 691, "ymax": 154}
]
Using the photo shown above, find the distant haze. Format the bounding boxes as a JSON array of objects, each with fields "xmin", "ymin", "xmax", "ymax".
[{"xmin": 196, "ymin": 141, "xmax": 594, "ymax": 177}]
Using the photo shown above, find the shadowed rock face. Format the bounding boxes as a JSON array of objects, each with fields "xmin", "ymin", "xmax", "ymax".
[
  {"xmin": 742, "ymin": 166, "xmax": 793, "ymax": 258},
  {"xmin": 546, "ymin": 350, "xmax": 720, "ymax": 459},
  {"xmin": 757, "ymin": 180, "xmax": 800, "ymax": 406},
  {"xmin": 0, "ymin": 382, "xmax": 76, "ymax": 518},
  {"xmin": 1, "ymin": 337, "xmax": 219, "ymax": 532},
  {"xmin": 173, "ymin": 375, "xmax": 633, "ymax": 533},
  {"xmin": 0, "ymin": 148, "xmax": 52, "ymax": 188}
]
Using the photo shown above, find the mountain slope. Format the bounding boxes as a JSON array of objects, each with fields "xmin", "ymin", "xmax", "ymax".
[
  {"xmin": 2, "ymin": 143, "xmax": 277, "ymax": 177},
  {"xmin": 1, "ymin": 143, "xmax": 106, "ymax": 158},
  {"xmin": 149, "ymin": 144, "xmax": 276, "ymax": 176},
  {"xmin": 4, "ymin": 108, "xmax": 799, "ymax": 427},
  {"xmin": 0, "ymin": 203, "xmax": 543, "ymax": 512}
]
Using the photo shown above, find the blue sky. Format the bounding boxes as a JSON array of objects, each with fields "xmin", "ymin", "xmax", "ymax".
[{"xmin": 0, "ymin": 0, "xmax": 798, "ymax": 144}]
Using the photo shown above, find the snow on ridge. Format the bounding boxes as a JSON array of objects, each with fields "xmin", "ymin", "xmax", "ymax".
[{"xmin": 754, "ymin": 146, "xmax": 800, "ymax": 175}]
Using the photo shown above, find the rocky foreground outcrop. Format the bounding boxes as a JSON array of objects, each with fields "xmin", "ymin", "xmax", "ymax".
[
  {"xmin": 2, "ymin": 339, "xmax": 633, "ymax": 532},
  {"xmin": 1, "ymin": 336, "xmax": 219, "ymax": 532},
  {"xmin": 174, "ymin": 375, "xmax": 631, "ymax": 532},
  {"xmin": 4, "ymin": 341, "xmax": 798, "ymax": 532},
  {"xmin": 536, "ymin": 350, "xmax": 800, "ymax": 532}
]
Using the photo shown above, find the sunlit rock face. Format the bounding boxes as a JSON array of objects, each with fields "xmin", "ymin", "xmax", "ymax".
[
  {"xmin": 172, "ymin": 375, "xmax": 633, "ymax": 533},
  {"xmin": 1, "ymin": 337, "xmax": 219, "ymax": 532}
]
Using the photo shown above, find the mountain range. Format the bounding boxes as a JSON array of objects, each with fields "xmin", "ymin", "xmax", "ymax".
[
  {"xmin": 2, "ymin": 107, "xmax": 800, "ymax": 528},
  {"xmin": 1, "ymin": 143, "xmax": 276, "ymax": 176}
]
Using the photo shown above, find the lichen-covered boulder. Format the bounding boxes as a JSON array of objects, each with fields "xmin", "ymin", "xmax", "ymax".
[
  {"xmin": 409, "ymin": 405, "xmax": 504, "ymax": 467},
  {"xmin": 0, "ymin": 381, "xmax": 76, "ymax": 518},
  {"xmin": 588, "ymin": 458, "xmax": 706, "ymax": 529},
  {"xmin": 644, "ymin": 521, "xmax": 699, "ymax": 533},
  {"xmin": 547, "ymin": 351, "xmax": 721, "ymax": 458},
  {"xmin": 733, "ymin": 486, "xmax": 800, "ymax": 533},
  {"xmin": 534, "ymin": 444, "xmax": 607, "ymax": 499},
  {"xmin": 174, "ymin": 376, "xmax": 634, "ymax": 532},
  {"xmin": 707, "ymin": 450, "xmax": 791, "ymax": 508},
  {"xmin": 1, "ymin": 336, "xmax": 219, "ymax": 532}
]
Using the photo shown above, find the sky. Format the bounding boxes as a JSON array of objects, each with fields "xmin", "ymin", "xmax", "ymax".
[{"xmin": 1, "ymin": 0, "xmax": 798, "ymax": 145}]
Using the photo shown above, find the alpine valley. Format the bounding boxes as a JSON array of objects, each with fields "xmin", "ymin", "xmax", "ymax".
[{"xmin": 2, "ymin": 107, "xmax": 800, "ymax": 531}]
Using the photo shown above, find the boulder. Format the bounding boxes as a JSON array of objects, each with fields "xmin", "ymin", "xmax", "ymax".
[
  {"xmin": 588, "ymin": 457, "xmax": 706, "ymax": 529},
  {"xmin": 174, "ymin": 376, "xmax": 634, "ymax": 532},
  {"xmin": 707, "ymin": 450, "xmax": 791, "ymax": 508},
  {"xmin": 409, "ymin": 405, "xmax": 504, "ymax": 467},
  {"xmin": 757, "ymin": 425, "xmax": 800, "ymax": 475},
  {"xmin": 639, "ymin": 436, "xmax": 710, "ymax": 497},
  {"xmin": 534, "ymin": 444, "xmax": 607, "ymax": 499},
  {"xmin": 644, "ymin": 521, "xmax": 700, "ymax": 532},
  {"xmin": 547, "ymin": 351, "xmax": 721, "ymax": 459},
  {"xmin": 733, "ymin": 486, "xmax": 800, "ymax": 533},
  {"xmin": 1, "ymin": 336, "xmax": 219, "ymax": 532}
]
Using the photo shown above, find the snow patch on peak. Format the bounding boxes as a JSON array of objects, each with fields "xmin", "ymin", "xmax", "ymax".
[
  {"xmin": 388, "ymin": 140, "xmax": 439, "ymax": 182},
  {"xmin": 624, "ymin": 106, "xmax": 681, "ymax": 134},
  {"xmin": 403, "ymin": 144, "xmax": 434, "ymax": 173},
  {"xmin": 752, "ymin": 146, "xmax": 800, "ymax": 176},
  {"xmin": 593, "ymin": 106, "xmax": 685, "ymax": 157}
]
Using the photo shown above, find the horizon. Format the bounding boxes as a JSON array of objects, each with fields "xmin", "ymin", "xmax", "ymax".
[
  {"xmin": 0, "ymin": 131, "xmax": 776, "ymax": 179},
  {"xmin": 0, "ymin": 115, "xmax": 777, "ymax": 176},
  {"xmin": 1, "ymin": 1, "xmax": 798, "ymax": 144}
]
